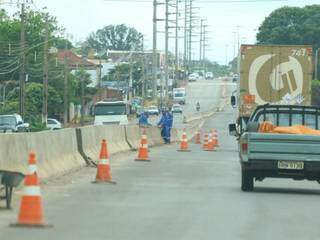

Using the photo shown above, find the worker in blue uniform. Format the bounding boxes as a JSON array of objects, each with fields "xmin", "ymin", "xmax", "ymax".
[
  {"xmin": 138, "ymin": 112, "xmax": 150, "ymax": 127},
  {"xmin": 157, "ymin": 110, "xmax": 168, "ymax": 143},
  {"xmin": 164, "ymin": 110, "xmax": 173, "ymax": 144}
]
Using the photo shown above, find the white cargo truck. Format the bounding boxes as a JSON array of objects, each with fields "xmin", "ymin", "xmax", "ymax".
[{"xmin": 173, "ymin": 88, "xmax": 186, "ymax": 105}]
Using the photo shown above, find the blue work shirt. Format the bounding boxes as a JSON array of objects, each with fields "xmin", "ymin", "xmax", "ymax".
[
  {"xmin": 138, "ymin": 113, "xmax": 149, "ymax": 126},
  {"xmin": 166, "ymin": 112, "xmax": 173, "ymax": 128},
  {"xmin": 157, "ymin": 113, "xmax": 167, "ymax": 127}
]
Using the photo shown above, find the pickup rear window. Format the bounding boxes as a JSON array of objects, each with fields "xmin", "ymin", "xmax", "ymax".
[{"xmin": 251, "ymin": 106, "xmax": 320, "ymax": 130}]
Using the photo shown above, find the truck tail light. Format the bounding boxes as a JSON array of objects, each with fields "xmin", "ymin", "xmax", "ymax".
[{"xmin": 242, "ymin": 143, "xmax": 248, "ymax": 153}]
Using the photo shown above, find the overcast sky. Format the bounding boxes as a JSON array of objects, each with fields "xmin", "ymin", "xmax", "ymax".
[{"xmin": 3, "ymin": 0, "xmax": 319, "ymax": 64}]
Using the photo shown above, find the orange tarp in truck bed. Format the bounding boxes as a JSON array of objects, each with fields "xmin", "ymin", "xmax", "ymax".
[{"xmin": 258, "ymin": 122, "xmax": 320, "ymax": 135}]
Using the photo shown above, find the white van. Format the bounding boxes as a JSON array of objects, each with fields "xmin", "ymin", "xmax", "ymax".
[{"xmin": 93, "ymin": 100, "xmax": 129, "ymax": 125}]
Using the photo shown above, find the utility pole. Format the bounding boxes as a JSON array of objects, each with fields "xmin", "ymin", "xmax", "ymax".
[
  {"xmin": 19, "ymin": 2, "xmax": 26, "ymax": 118},
  {"xmin": 80, "ymin": 57, "xmax": 86, "ymax": 127},
  {"xmin": 232, "ymin": 31, "xmax": 236, "ymax": 59},
  {"xmin": 129, "ymin": 49, "xmax": 133, "ymax": 102},
  {"xmin": 184, "ymin": 0, "xmax": 188, "ymax": 75},
  {"xmin": 63, "ymin": 41, "xmax": 69, "ymax": 126},
  {"xmin": 225, "ymin": 44, "xmax": 229, "ymax": 65},
  {"xmin": 236, "ymin": 25, "xmax": 240, "ymax": 53},
  {"xmin": 98, "ymin": 58, "xmax": 102, "ymax": 100},
  {"xmin": 174, "ymin": 0, "xmax": 179, "ymax": 84},
  {"xmin": 80, "ymin": 72, "xmax": 85, "ymax": 126},
  {"xmin": 152, "ymin": 0, "xmax": 158, "ymax": 100},
  {"xmin": 188, "ymin": 0, "xmax": 192, "ymax": 70},
  {"xmin": 42, "ymin": 15, "xmax": 49, "ymax": 124},
  {"xmin": 202, "ymin": 24, "xmax": 209, "ymax": 71},
  {"xmin": 199, "ymin": 19, "xmax": 204, "ymax": 64},
  {"xmin": 164, "ymin": 0, "xmax": 169, "ymax": 100}
]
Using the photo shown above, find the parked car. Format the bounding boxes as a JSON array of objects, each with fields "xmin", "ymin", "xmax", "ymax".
[
  {"xmin": 171, "ymin": 104, "xmax": 183, "ymax": 114},
  {"xmin": 188, "ymin": 73, "xmax": 199, "ymax": 82},
  {"xmin": 47, "ymin": 118, "xmax": 62, "ymax": 130},
  {"xmin": 205, "ymin": 72, "xmax": 214, "ymax": 80},
  {"xmin": 146, "ymin": 106, "xmax": 159, "ymax": 116},
  {"xmin": 0, "ymin": 114, "xmax": 29, "ymax": 133}
]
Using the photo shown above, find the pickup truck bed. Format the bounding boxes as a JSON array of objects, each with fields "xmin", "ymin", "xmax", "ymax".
[
  {"xmin": 247, "ymin": 133, "xmax": 320, "ymax": 161},
  {"xmin": 241, "ymin": 132, "xmax": 320, "ymax": 191}
]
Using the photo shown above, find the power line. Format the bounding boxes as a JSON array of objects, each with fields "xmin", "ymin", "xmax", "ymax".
[{"xmin": 102, "ymin": 0, "xmax": 291, "ymax": 3}]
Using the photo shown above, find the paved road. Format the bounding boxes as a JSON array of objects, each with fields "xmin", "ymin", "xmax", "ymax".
[
  {"xmin": 2, "ymin": 80, "xmax": 320, "ymax": 240},
  {"xmin": 135, "ymin": 78, "xmax": 229, "ymax": 127}
]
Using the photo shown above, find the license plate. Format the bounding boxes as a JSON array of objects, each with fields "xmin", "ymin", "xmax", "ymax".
[{"xmin": 278, "ymin": 161, "xmax": 304, "ymax": 170}]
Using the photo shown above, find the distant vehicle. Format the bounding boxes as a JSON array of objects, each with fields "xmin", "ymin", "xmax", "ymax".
[
  {"xmin": 196, "ymin": 102, "xmax": 200, "ymax": 111},
  {"xmin": 47, "ymin": 118, "xmax": 62, "ymax": 130},
  {"xmin": 232, "ymin": 74, "xmax": 238, "ymax": 82},
  {"xmin": 171, "ymin": 104, "xmax": 183, "ymax": 114},
  {"xmin": 93, "ymin": 100, "xmax": 129, "ymax": 125},
  {"xmin": 146, "ymin": 106, "xmax": 159, "ymax": 116},
  {"xmin": 0, "ymin": 114, "xmax": 29, "ymax": 133},
  {"xmin": 188, "ymin": 73, "xmax": 199, "ymax": 82},
  {"xmin": 205, "ymin": 72, "xmax": 214, "ymax": 80},
  {"xmin": 173, "ymin": 88, "xmax": 186, "ymax": 105}
]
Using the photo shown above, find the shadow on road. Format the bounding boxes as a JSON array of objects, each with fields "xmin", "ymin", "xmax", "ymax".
[{"xmin": 253, "ymin": 186, "xmax": 320, "ymax": 195}]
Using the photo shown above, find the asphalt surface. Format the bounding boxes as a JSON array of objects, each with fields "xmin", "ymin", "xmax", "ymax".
[
  {"xmin": 2, "ymin": 79, "xmax": 320, "ymax": 240},
  {"xmin": 135, "ymin": 77, "xmax": 226, "ymax": 127}
]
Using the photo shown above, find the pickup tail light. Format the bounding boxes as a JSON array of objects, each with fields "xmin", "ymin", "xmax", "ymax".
[{"xmin": 242, "ymin": 143, "xmax": 248, "ymax": 153}]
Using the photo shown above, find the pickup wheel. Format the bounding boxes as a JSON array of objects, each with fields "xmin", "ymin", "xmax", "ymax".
[{"xmin": 241, "ymin": 169, "xmax": 254, "ymax": 192}]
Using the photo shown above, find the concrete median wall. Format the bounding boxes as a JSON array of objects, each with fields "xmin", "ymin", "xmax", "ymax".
[
  {"xmin": 79, "ymin": 125, "xmax": 130, "ymax": 162},
  {"xmin": 125, "ymin": 125, "xmax": 165, "ymax": 149},
  {"xmin": 0, "ymin": 129, "xmax": 84, "ymax": 179},
  {"xmin": 0, "ymin": 118, "xmax": 205, "ymax": 179}
]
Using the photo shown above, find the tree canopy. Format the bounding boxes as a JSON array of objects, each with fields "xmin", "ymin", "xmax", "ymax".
[
  {"xmin": 86, "ymin": 24, "xmax": 144, "ymax": 56},
  {"xmin": 257, "ymin": 5, "xmax": 320, "ymax": 49},
  {"xmin": 0, "ymin": 8, "xmax": 96, "ymax": 127}
]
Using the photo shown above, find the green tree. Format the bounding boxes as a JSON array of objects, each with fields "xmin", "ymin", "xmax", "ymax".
[
  {"xmin": 4, "ymin": 82, "xmax": 62, "ymax": 121},
  {"xmin": 86, "ymin": 24, "xmax": 143, "ymax": 55},
  {"xmin": 103, "ymin": 63, "xmax": 143, "ymax": 96},
  {"xmin": 0, "ymin": 8, "xmax": 80, "ymax": 123},
  {"xmin": 73, "ymin": 68, "xmax": 97, "ymax": 105},
  {"xmin": 257, "ymin": 5, "xmax": 320, "ymax": 49}
]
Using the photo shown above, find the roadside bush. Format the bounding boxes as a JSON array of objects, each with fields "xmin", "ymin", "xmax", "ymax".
[{"xmin": 312, "ymin": 80, "xmax": 320, "ymax": 106}]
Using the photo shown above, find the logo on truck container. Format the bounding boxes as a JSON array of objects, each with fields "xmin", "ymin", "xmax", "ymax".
[{"xmin": 243, "ymin": 47, "xmax": 311, "ymax": 105}]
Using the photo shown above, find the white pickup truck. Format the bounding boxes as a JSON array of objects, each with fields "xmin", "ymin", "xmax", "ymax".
[
  {"xmin": 229, "ymin": 105, "xmax": 320, "ymax": 191},
  {"xmin": 0, "ymin": 114, "xmax": 29, "ymax": 133}
]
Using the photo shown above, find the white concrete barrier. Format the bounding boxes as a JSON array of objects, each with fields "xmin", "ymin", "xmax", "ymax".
[
  {"xmin": 0, "ymin": 129, "xmax": 84, "ymax": 179},
  {"xmin": 125, "ymin": 125, "xmax": 164, "ymax": 148},
  {"xmin": 79, "ymin": 125, "xmax": 130, "ymax": 162}
]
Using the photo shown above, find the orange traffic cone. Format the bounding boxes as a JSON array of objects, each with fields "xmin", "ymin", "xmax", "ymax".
[
  {"xmin": 202, "ymin": 133, "xmax": 209, "ymax": 150},
  {"xmin": 136, "ymin": 130, "xmax": 150, "ymax": 161},
  {"xmin": 178, "ymin": 129, "xmax": 191, "ymax": 152},
  {"xmin": 205, "ymin": 133, "xmax": 216, "ymax": 151},
  {"xmin": 93, "ymin": 139, "xmax": 115, "ymax": 183},
  {"xmin": 212, "ymin": 129, "xmax": 219, "ymax": 147},
  {"xmin": 195, "ymin": 130, "xmax": 201, "ymax": 144},
  {"xmin": 10, "ymin": 152, "xmax": 51, "ymax": 228}
]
